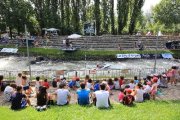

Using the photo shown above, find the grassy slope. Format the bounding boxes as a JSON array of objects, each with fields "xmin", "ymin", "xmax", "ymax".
[
  {"xmin": 0, "ymin": 45, "xmax": 180, "ymax": 60},
  {"xmin": 0, "ymin": 100, "xmax": 180, "ymax": 120}
]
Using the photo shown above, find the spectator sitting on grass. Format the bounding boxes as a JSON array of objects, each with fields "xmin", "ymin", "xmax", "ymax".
[
  {"xmin": 114, "ymin": 78, "xmax": 120, "ymax": 90},
  {"xmin": 42, "ymin": 79, "xmax": 50, "ymax": 89},
  {"xmin": 76, "ymin": 82, "xmax": 90, "ymax": 105},
  {"xmin": 119, "ymin": 76, "xmax": 125, "ymax": 89},
  {"xmin": 123, "ymin": 89, "xmax": 135, "ymax": 106},
  {"xmin": 86, "ymin": 79, "xmax": 94, "ymax": 91},
  {"xmin": 94, "ymin": 80, "xmax": 100, "ymax": 92},
  {"xmin": 151, "ymin": 78, "xmax": 158, "ymax": 100},
  {"xmin": 134, "ymin": 76, "xmax": 139, "ymax": 84},
  {"xmin": 53, "ymin": 83, "xmax": 71, "ymax": 106},
  {"xmin": 133, "ymin": 83, "xmax": 144, "ymax": 102},
  {"xmin": 4, "ymin": 83, "xmax": 17, "ymax": 102},
  {"xmin": 11, "ymin": 86, "xmax": 31, "ymax": 110},
  {"xmin": 15, "ymin": 73, "xmax": 22, "ymax": 86},
  {"xmin": 143, "ymin": 81, "xmax": 151, "ymax": 100},
  {"xmin": 22, "ymin": 75, "xmax": 33, "ymax": 96},
  {"xmin": 129, "ymin": 80, "xmax": 135, "ymax": 89},
  {"xmin": 93, "ymin": 83, "xmax": 110, "ymax": 108},
  {"xmin": 35, "ymin": 76, "xmax": 41, "ymax": 93},
  {"xmin": 35, "ymin": 86, "xmax": 49, "ymax": 111},
  {"xmin": 118, "ymin": 88, "xmax": 125, "ymax": 103},
  {"xmin": 68, "ymin": 77, "xmax": 77, "ymax": 90}
]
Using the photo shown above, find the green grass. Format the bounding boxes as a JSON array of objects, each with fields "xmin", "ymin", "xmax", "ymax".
[
  {"xmin": 0, "ymin": 45, "xmax": 180, "ymax": 60},
  {"xmin": 0, "ymin": 100, "xmax": 180, "ymax": 120}
]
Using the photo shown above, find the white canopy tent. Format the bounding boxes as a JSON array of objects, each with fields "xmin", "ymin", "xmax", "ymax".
[{"xmin": 67, "ymin": 34, "xmax": 82, "ymax": 39}]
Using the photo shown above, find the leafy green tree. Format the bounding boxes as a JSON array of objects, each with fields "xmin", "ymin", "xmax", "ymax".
[
  {"xmin": 94, "ymin": 0, "xmax": 101, "ymax": 35},
  {"xmin": 101, "ymin": 0, "xmax": 110, "ymax": 34},
  {"xmin": 110, "ymin": 0, "xmax": 115, "ymax": 34},
  {"xmin": 128, "ymin": 0, "xmax": 144, "ymax": 35},
  {"xmin": 117, "ymin": 0, "xmax": 129, "ymax": 34},
  {"xmin": 153, "ymin": 0, "xmax": 180, "ymax": 33}
]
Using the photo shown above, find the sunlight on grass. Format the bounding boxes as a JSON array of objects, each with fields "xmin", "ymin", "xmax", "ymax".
[{"xmin": 0, "ymin": 100, "xmax": 179, "ymax": 120}]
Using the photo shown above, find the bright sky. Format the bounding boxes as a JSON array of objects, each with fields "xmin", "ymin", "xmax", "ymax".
[
  {"xmin": 142, "ymin": 0, "xmax": 161, "ymax": 13},
  {"xmin": 114, "ymin": 0, "xmax": 161, "ymax": 13}
]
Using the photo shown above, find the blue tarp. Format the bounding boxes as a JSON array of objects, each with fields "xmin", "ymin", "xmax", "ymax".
[{"xmin": 161, "ymin": 53, "xmax": 173, "ymax": 59}]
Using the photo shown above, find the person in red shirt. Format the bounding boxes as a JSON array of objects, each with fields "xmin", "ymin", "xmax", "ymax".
[
  {"xmin": 42, "ymin": 79, "xmax": 50, "ymax": 89},
  {"xmin": 123, "ymin": 89, "xmax": 134, "ymax": 106},
  {"xmin": 119, "ymin": 76, "xmax": 125, "ymax": 88}
]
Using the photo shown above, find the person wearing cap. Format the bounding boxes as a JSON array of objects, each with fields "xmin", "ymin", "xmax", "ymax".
[
  {"xmin": 150, "ymin": 77, "xmax": 158, "ymax": 100},
  {"xmin": 93, "ymin": 83, "xmax": 110, "ymax": 108},
  {"xmin": 122, "ymin": 89, "xmax": 135, "ymax": 106}
]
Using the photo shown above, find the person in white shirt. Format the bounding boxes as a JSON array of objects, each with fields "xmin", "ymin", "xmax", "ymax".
[
  {"xmin": 86, "ymin": 79, "xmax": 94, "ymax": 90},
  {"xmin": 129, "ymin": 80, "xmax": 135, "ymax": 89},
  {"xmin": 143, "ymin": 81, "xmax": 151, "ymax": 100},
  {"xmin": 53, "ymin": 83, "xmax": 71, "ymax": 105},
  {"xmin": 133, "ymin": 83, "xmax": 144, "ymax": 102},
  {"xmin": 35, "ymin": 76, "xmax": 41, "ymax": 93},
  {"xmin": 15, "ymin": 73, "xmax": 22, "ymax": 86},
  {"xmin": 4, "ymin": 83, "xmax": 17, "ymax": 101},
  {"xmin": 93, "ymin": 83, "xmax": 110, "ymax": 108},
  {"xmin": 114, "ymin": 78, "xmax": 120, "ymax": 90}
]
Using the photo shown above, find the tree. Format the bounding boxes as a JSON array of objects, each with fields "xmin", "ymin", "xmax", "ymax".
[
  {"xmin": 128, "ymin": 0, "xmax": 144, "ymax": 35},
  {"xmin": 110, "ymin": 0, "xmax": 115, "ymax": 34},
  {"xmin": 71, "ymin": 0, "xmax": 81, "ymax": 34},
  {"xmin": 117, "ymin": 0, "xmax": 129, "ymax": 34},
  {"xmin": 153, "ymin": 0, "xmax": 180, "ymax": 33},
  {"xmin": 94, "ymin": 0, "xmax": 101, "ymax": 35},
  {"xmin": 101, "ymin": 0, "xmax": 110, "ymax": 34}
]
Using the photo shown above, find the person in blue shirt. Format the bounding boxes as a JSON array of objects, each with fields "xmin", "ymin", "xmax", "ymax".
[
  {"xmin": 94, "ymin": 80, "xmax": 100, "ymax": 92},
  {"xmin": 134, "ymin": 76, "xmax": 139, "ymax": 84},
  {"xmin": 68, "ymin": 77, "xmax": 76, "ymax": 90},
  {"xmin": 76, "ymin": 82, "xmax": 90, "ymax": 105}
]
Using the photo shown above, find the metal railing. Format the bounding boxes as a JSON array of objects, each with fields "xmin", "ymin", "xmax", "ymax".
[{"xmin": 0, "ymin": 68, "xmax": 167, "ymax": 81}]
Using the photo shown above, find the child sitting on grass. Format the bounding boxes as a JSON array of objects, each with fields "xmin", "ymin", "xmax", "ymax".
[
  {"xmin": 42, "ymin": 79, "xmax": 50, "ymax": 89},
  {"xmin": 36, "ymin": 86, "xmax": 49, "ymax": 111},
  {"xmin": 35, "ymin": 76, "xmax": 41, "ymax": 93},
  {"xmin": 94, "ymin": 80, "xmax": 100, "ymax": 92},
  {"xmin": 4, "ymin": 83, "xmax": 17, "ymax": 102},
  {"xmin": 114, "ymin": 78, "xmax": 120, "ymax": 90},
  {"xmin": 151, "ymin": 77, "xmax": 158, "ymax": 100},
  {"xmin": 11, "ymin": 86, "xmax": 31, "ymax": 110},
  {"xmin": 118, "ymin": 88, "xmax": 125, "ymax": 103},
  {"xmin": 129, "ymin": 80, "xmax": 135, "ymax": 89},
  {"xmin": 86, "ymin": 79, "xmax": 94, "ymax": 91},
  {"xmin": 123, "ymin": 89, "xmax": 134, "ymax": 106}
]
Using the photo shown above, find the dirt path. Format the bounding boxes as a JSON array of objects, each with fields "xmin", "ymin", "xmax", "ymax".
[{"xmin": 0, "ymin": 83, "xmax": 179, "ymax": 106}]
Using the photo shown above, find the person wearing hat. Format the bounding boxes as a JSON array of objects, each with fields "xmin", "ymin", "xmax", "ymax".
[{"xmin": 122, "ymin": 89, "xmax": 135, "ymax": 106}]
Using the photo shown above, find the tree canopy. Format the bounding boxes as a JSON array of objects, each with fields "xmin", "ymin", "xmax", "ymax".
[{"xmin": 0, "ymin": 0, "xmax": 146, "ymax": 35}]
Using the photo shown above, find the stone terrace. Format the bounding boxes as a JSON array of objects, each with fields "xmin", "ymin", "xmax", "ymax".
[{"xmin": 10, "ymin": 35, "xmax": 180, "ymax": 50}]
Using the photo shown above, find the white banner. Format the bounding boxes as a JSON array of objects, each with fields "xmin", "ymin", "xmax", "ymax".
[
  {"xmin": 116, "ymin": 54, "xmax": 141, "ymax": 58},
  {"xmin": 1, "ymin": 48, "xmax": 18, "ymax": 53}
]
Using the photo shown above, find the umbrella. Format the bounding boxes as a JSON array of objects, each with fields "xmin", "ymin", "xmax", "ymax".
[{"xmin": 68, "ymin": 34, "xmax": 82, "ymax": 39}]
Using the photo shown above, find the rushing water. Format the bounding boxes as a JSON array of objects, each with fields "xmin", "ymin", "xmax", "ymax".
[{"xmin": 0, "ymin": 56, "xmax": 179, "ymax": 71}]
